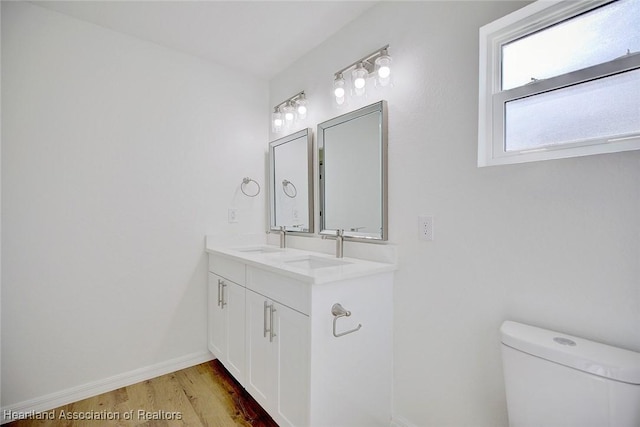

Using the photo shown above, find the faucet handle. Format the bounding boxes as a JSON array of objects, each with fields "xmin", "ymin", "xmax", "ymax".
[{"xmin": 336, "ymin": 229, "xmax": 344, "ymax": 237}]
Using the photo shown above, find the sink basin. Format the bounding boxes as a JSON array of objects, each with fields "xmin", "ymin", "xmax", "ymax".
[
  {"xmin": 283, "ymin": 256, "xmax": 350, "ymax": 270},
  {"xmin": 235, "ymin": 246, "xmax": 282, "ymax": 254}
]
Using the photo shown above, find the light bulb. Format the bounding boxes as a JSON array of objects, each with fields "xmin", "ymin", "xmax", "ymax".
[
  {"xmin": 297, "ymin": 104, "xmax": 307, "ymax": 119},
  {"xmin": 283, "ymin": 102, "xmax": 295, "ymax": 123},
  {"xmin": 375, "ymin": 51, "xmax": 392, "ymax": 86},
  {"xmin": 272, "ymin": 108, "xmax": 283, "ymax": 133},
  {"xmin": 352, "ymin": 63, "xmax": 368, "ymax": 96},
  {"xmin": 378, "ymin": 66, "xmax": 390, "ymax": 79},
  {"xmin": 333, "ymin": 73, "xmax": 346, "ymax": 105},
  {"xmin": 295, "ymin": 95, "xmax": 308, "ymax": 120}
]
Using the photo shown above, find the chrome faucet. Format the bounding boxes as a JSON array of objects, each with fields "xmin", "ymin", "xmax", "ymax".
[
  {"xmin": 335, "ymin": 229, "xmax": 344, "ymax": 258},
  {"xmin": 273, "ymin": 226, "xmax": 286, "ymax": 248},
  {"xmin": 323, "ymin": 229, "xmax": 344, "ymax": 258}
]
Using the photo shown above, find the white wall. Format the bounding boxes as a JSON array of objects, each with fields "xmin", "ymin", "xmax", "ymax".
[
  {"xmin": 270, "ymin": 2, "xmax": 640, "ymax": 426},
  {"xmin": 1, "ymin": 1, "xmax": 267, "ymax": 409}
]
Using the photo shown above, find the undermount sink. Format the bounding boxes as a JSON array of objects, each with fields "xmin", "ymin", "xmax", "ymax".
[
  {"xmin": 283, "ymin": 255, "xmax": 351, "ymax": 270},
  {"xmin": 235, "ymin": 246, "xmax": 282, "ymax": 254}
]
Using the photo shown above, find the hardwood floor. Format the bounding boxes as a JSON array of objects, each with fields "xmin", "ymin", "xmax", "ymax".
[{"xmin": 7, "ymin": 360, "xmax": 278, "ymax": 427}]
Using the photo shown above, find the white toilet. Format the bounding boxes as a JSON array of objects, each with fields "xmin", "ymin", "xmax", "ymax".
[{"xmin": 500, "ymin": 320, "xmax": 640, "ymax": 427}]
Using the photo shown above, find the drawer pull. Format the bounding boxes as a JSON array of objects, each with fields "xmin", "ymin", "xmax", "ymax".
[
  {"xmin": 263, "ymin": 300, "xmax": 269, "ymax": 338},
  {"xmin": 331, "ymin": 303, "xmax": 362, "ymax": 338},
  {"xmin": 263, "ymin": 301, "xmax": 277, "ymax": 342},
  {"xmin": 269, "ymin": 305, "xmax": 277, "ymax": 343},
  {"xmin": 221, "ymin": 283, "xmax": 227, "ymax": 308}
]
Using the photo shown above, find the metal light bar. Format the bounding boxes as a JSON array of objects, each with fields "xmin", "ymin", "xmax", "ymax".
[
  {"xmin": 273, "ymin": 91, "xmax": 305, "ymax": 110},
  {"xmin": 334, "ymin": 44, "xmax": 390, "ymax": 77}
]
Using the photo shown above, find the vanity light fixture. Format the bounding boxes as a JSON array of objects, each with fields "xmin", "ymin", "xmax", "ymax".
[
  {"xmin": 333, "ymin": 45, "xmax": 391, "ymax": 105},
  {"xmin": 283, "ymin": 102, "xmax": 295, "ymax": 123},
  {"xmin": 352, "ymin": 63, "xmax": 368, "ymax": 96},
  {"xmin": 271, "ymin": 107, "xmax": 283, "ymax": 133},
  {"xmin": 272, "ymin": 91, "xmax": 308, "ymax": 133},
  {"xmin": 296, "ymin": 93, "xmax": 308, "ymax": 120},
  {"xmin": 375, "ymin": 48, "xmax": 392, "ymax": 87},
  {"xmin": 333, "ymin": 73, "xmax": 346, "ymax": 105}
]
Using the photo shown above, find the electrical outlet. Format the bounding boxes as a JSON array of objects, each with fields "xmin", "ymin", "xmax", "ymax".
[
  {"xmin": 228, "ymin": 208, "xmax": 238, "ymax": 223},
  {"xmin": 418, "ymin": 215, "xmax": 434, "ymax": 241}
]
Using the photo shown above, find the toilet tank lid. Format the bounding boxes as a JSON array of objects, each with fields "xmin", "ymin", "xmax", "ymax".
[{"xmin": 501, "ymin": 321, "xmax": 640, "ymax": 384}]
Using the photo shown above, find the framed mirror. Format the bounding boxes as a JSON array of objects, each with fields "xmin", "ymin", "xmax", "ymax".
[
  {"xmin": 318, "ymin": 101, "xmax": 388, "ymax": 241},
  {"xmin": 269, "ymin": 128, "xmax": 314, "ymax": 233}
]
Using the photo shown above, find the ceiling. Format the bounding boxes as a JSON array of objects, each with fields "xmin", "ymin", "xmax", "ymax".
[{"xmin": 31, "ymin": 0, "xmax": 379, "ymax": 80}]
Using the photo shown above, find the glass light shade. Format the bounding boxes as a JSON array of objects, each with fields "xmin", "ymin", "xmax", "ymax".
[
  {"xmin": 352, "ymin": 63, "xmax": 368, "ymax": 96},
  {"xmin": 272, "ymin": 109, "xmax": 283, "ymax": 133},
  {"xmin": 283, "ymin": 103, "xmax": 295, "ymax": 122},
  {"xmin": 375, "ymin": 53, "xmax": 392, "ymax": 86},
  {"xmin": 334, "ymin": 74, "xmax": 346, "ymax": 105},
  {"xmin": 296, "ymin": 98, "xmax": 308, "ymax": 120}
]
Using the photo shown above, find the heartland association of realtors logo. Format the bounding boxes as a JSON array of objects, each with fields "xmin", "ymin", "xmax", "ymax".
[{"xmin": 3, "ymin": 409, "xmax": 183, "ymax": 421}]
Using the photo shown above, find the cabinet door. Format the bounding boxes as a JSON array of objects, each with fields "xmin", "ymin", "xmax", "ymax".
[
  {"xmin": 222, "ymin": 279, "xmax": 246, "ymax": 384},
  {"xmin": 245, "ymin": 289, "xmax": 277, "ymax": 410},
  {"xmin": 208, "ymin": 273, "xmax": 226, "ymax": 359},
  {"xmin": 208, "ymin": 273, "xmax": 246, "ymax": 384},
  {"xmin": 273, "ymin": 301, "xmax": 310, "ymax": 427}
]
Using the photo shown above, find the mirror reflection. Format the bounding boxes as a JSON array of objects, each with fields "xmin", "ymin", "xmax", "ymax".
[
  {"xmin": 269, "ymin": 128, "xmax": 313, "ymax": 233},
  {"xmin": 318, "ymin": 101, "xmax": 388, "ymax": 240}
]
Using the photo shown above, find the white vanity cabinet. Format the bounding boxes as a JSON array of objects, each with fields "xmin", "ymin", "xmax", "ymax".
[
  {"xmin": 245, "ymin": 266, "xmax": 311, "ymax": 427},
  {"xmin": 207, "ymin": 247, "xmax": 394, "ymax": 427},
  {"xmin": 207, "ymin": 256, "xmax": 246, "ymax": 384},
  {"xmin": 245, "ymin": 288, "xmax": 310, "ymax": 427}
]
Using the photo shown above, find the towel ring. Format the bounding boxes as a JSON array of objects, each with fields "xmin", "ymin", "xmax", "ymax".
[
  {"xmin": 241, "ymin": 177, "xmax": 260, "ymax": 197},
  {"xmin": 282, "ymin": 179, "xmax": 298, "ymax": 198}
]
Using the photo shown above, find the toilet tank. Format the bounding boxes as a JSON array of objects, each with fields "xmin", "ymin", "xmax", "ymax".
[{"xmin": 500, "ymin": 321, "xmax": 640, "ymax": 427}]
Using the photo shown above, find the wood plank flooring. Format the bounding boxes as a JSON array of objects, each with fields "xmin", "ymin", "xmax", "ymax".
[{"xmin": 7, "ymin": 360, "xmax": 278, "ymax": 427}]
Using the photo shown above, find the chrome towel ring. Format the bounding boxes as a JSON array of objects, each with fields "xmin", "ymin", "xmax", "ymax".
[
  {"xmin": 282, "ymin": 179, "xmax": 298, "ymax": 198},
  {"xmin": 241, "ymin": 177, "xmax": 260, "ymax": 197}
]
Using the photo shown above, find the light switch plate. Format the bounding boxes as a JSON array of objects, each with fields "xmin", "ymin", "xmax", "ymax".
[{"xmin": 228, "ymin": 208, "xmax": 238, "ymax": 223}]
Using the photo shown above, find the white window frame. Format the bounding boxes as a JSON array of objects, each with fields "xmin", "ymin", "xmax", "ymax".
[{"xmin": 478, "ymin": 0, "xmax": 640, "ymax": 167}]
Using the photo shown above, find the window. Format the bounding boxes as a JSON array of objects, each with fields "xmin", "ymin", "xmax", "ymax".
[{"xmin": 478, "ymin": 0, "xmax": 640, "ymax": 166}]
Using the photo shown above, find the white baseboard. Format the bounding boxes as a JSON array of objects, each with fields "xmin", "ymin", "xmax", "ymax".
[
  {"xmin": 391, "ymin": 414, "xmax": 419, "ymax": 427},
  {"xmin": 1, "ymin": 351, "xmax": 214, "ymax": 424}
]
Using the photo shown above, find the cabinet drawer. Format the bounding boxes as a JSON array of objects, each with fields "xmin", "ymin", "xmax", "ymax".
[
  {"xmin": 246, "ymin": 267, "xmax": 310, "ymax": 315},
  {"xmin": 209, "ymin": 254, "xmax": 245, "ymax": 286}
]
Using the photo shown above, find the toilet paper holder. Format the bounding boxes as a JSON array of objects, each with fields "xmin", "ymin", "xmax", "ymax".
[{"xmin": 331, "ymin": 303, "xmax": 362, "ymax": 338}]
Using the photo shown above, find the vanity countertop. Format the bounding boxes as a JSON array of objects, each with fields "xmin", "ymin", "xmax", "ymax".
[{"xmin": 205, "ymin": 243, "xmax": 396, "ymax": 285}]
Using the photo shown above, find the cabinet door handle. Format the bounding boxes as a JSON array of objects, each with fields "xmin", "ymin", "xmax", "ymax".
[
  {"xmin": 217, "ymin": 279, "xmax": 223, "ymax": 307},
  {"xmin": 263, "ymin": 300, "xmax": 270, "ymax": 338},
  {"xmin": 221, "ymin": 283, "xmax": 227, "ymax": 308},
  {"xmin": 269, "ymin": 305, "xmax": 277, "ymax": 343}
]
